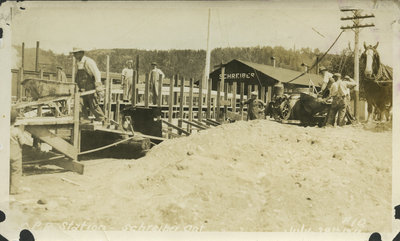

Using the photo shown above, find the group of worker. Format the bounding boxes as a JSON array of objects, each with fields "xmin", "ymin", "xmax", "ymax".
[
  {"xmin": 240, "ymin": 66, "xmax": 358, "ymax": 126},
  {"xmin": 319, "ymin": 66, "xmax": 357, "ymax": 127},
  {"xmin": 70, "ymin": 48, "xmax": 165, "ymax": 123}
]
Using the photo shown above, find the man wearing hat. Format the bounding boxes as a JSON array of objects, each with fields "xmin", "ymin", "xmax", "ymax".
[
  {"xmin": 319, "ymin": 66, "xmax": 334, "ymax": 98},
  {"xmin": 240, "ymin": 90, "xmax": 265, "ymax": 120},
  {"xmin": 121, "ymin": 60, "xmax": 134, "ymax": 101},
  {"xmin": 326, "ymin": 73, "xmax": 357, "ymax": 126},
  {"xmin": 71, "ymin": 47, "xmax": 105, "ymax": 122},
  {"xmin": 149, "ymin": 62, "xmax": 165, "ymax": 105}
]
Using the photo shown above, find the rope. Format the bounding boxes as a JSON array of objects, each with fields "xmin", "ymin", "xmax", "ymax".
[
  {"xmin": 287, "ymin": 30, "xmax": 345, "ymax": 84},
  {"xmin": 78, "ymin": 136, "xmax": 136, "ymax": 155}
]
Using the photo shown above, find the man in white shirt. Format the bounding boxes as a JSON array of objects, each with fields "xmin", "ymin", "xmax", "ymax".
[
  {"xmin": 319, "ymin": 66, "xmax": 334, "ymax": 98},
  {"xmin": 149, "ymin": 62, "xmax": 165, "ymax": 105},
  {"xmin": 121, "ymin": 60, "xmax": 134, "ymax": 101},
  {"xmin": 71, "ymin": 47, "xmax": 105, "ymax": 122},
  {"xmin": 325, "ymin": 73, "xmax": 357, "ymax": 126}
]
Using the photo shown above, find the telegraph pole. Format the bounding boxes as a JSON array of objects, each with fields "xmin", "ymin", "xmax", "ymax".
[{"xmin": 340, "ymin": 9, "xmax": 374, "ymax": 121}]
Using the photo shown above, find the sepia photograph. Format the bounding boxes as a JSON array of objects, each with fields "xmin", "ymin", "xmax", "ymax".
[{"xmin": 0, "ymin": 0, "xmax": 399, "ymax": 240}]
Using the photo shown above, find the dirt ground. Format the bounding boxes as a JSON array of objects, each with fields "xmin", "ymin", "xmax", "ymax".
[{"xmin": 8, "ymin": 120, "xmax": 392, "ymax": 232}]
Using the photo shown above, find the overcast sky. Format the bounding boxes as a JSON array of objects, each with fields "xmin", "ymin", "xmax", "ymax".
[{"xmin": 9, "ymin": 0, "xmax": 400, "ymax": 67}]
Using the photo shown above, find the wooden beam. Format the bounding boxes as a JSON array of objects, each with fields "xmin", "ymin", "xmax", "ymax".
[
  {"xmin": 188, "ymin": 78, "xmax": 194, "ymax": 132},
  {"xmin": 182, "ymin": 119, "xmax": 206, "ymax": 130},
  {"xmin": 162, "ymin": 120, "xmax": 190, "ymax": 136},
  {"xmin": 116, "ymin": 93, "xmax": 121, "ymax": 125},
  {"xmin": 144, "ymin": 73, "xmax": 150, "ymax": 108},
  {"xmin": 48, "ymin": 158, "xmax": 84, "ymax": 175},
  {"xmin": 192, "ymin": 119, "xmax": 210, "ymax": 129},
  {"xmin": 178, "ymin": 76, "xmax": 184, "ymax": 134},
  {"xmin": 15, "ymin": 116, "xmax": 74, "ymax": 126},
  {"xmin": 198, "ymin": 74, "xmax": 203, "ymax": 121},
  {"xmin": 40, "ymin": 69, "xmax": 44, "ymax": 79},
  {"xmin": 206, "ymin": 118, "xmax": 221, "ymax": 125},
  {"xmin": 206, "ymin": 78, "xmax": 212, "ymax": 119},
  {"xmin": 72, "ymin": 56, "xmax": 76, "ymax": 84},
  {"xmin": 21, "ymin": 42, "xmax": 25, "ymax": 69},
  {"xmin": 26, "ymin": 125, "xmax": 78, "ymax": 160},
  {"xmin": 17, "ymin": 67, "xmax": 23, "ymax": 101},
  {"xmin": 35, "ymin": 41, "xmax": 39, "ymax": 72},
  {"xmin": 202, "ymin": 119, "xmax": 219, "ymax": 127}
]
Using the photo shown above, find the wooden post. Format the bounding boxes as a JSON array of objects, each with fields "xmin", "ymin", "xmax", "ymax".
[
  {"xmin": 223, "ymin": 82, "xmax": 228, "ymax": 121},
  {"xmin": 206, "ymin": 78, "xmax": 212, "ymax": 119},
  {"xmin": 136, "ymin": 55, "xmax": 140, "ymax": 102},
  {"xmin": 73, "ymin": 86, "xmax": 80, "ymax": 151},
  {"xmin": 240, "ymin": 82, "xmax": 244, "ymax": 120},
  {"xmin": 267, "ymin": 86, "xmax": 272, "ymax": 104},
  {"xmin": 116, "ymin": 93, "xmax": 121, "ymax": 127},
  {"xmin": 216, "ymin": 79, "xmax": 221, "ymax": 122},
  {"xmin": 168, "ymin": 76, "xmax": 174, "ymax": 137},
  {"xmin": 247, "ymin": 84, "xmax": 252, "ymax": 100},
  {"xmin": 254, "ymin": 85, "xmax": 258, "ymax": 96},
  {"xmin": 21, "ymin": 42, "xmax": 25, "ymax": 69},
  {"xmin": 188, "ymin": 78, "xmax": 193, "ymax": 132},
  {"xmin": 178, "ymin": 76, "xmax": 184, "ymax": 133},
  {"xmin": 198, "ymin": 73, "xmax": 203, "ymax": 121},
  {"xmin": 49, "ymin": 74, "xmax": 53, "ymax": 80},
  {"xmin": 144, "ymin": 73, "xmax": 150, "ymax": 108},
  {"xmin": 105, "ymin": 56, "xmax": 112, "ymax": 123},
  {"xmin": 131, "ymin": 70, "xmax": 137, "ymax": 107},
  {"xmin": 158, "ymin": 74, "xmax": 163, "ymax": 107},
  {"xmin": 40, "ymin": 69, "xmax": 44, "ymax": 79},
  {"xmin": 261, "ymin": 86, "xmax": 266, "ymax": 103},
  {"xmin": 35, "ymin": 41, "xmax": 39, "ymax": 72},
  {"xmin": 17, "ymin": 67, "xmax": 23, "ymax": 101},
  {"xmin": 72, "ymin": 57, "xmax": 76, "ymax": 84},
  {"xmin": 232, "ymin": 82, "xmax": 237, "ymax": 113},
  {"xmin": 174, "ymin": 74, "xmax": 179, "ymax": 105}
]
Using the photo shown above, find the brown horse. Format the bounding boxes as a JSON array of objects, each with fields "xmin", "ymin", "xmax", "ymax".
[{"xmin": 359, "ymin": 42, "xmax": 393, "ymax": 121}]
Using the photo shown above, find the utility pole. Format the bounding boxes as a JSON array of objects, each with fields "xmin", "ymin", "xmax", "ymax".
[{"xmin": 340, "ymin": 9, "xmax": 374, "ymax": 121}]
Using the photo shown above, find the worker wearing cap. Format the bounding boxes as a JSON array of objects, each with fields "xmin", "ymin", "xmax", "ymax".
[
  {"xmin": 71, "ymin": 47, "xmax": 105, "ymax": 122},
  {"xmin": 56, "ymin": 66, "xmax": 68, "ymax": 82},
  {"xmin": 122, "ymin": 60, "xmax": 134, "ymax": 101},
  {"xmin": 326, "ymin": 73, "xmax": 357, "ymax": 126},
  {"xmin": 149, "ymin": 62, "xmax": 165, "ymax": 105},
  {"xmin": 319, "ymin": 66, "xmax": 334, "ymax": 98},
  {"xmin": 240, "ymin": 90, "xmax": 265, "ymax": 120}
]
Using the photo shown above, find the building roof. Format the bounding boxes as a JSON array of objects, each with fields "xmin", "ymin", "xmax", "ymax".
[{"xmin": 209, "ymin": 59, "xmax": 323, "ymax": 87}]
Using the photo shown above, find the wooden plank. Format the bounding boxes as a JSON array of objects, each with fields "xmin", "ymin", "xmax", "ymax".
[
  {"xmin": 206, "ymin": 78, "xmax": 212, "ymax": 119},
  {"xmin": 174, "ymin": 74, "xmax": 179, "ymax": 105},
  {"xmin": 26, "ymin": 125, "xmax": 78, "ymax": 160},
  {"xmin": 162, "ymin": 120, "xmax": 190, "ymax": 136},
  {"xmin": 216, "ymin": 78, "xmax": 221, "ymax": 122},
  {"xmin": 188, "ymin": 78, "xmax": 194, "ymax": 132},
  {"xmin": 232, "ymin": 82, "xmax": 237, "ymax": 113},
  {"xmin": 144, "ymin": 73, "xmax": 150, "ymax": 108},
  {"xmin": 247, "ymin": 84, "xmax": 252, "ymax": 99},
  {"xmin": 198, "ymin": 73, "xmax": 203, "ymax": 121},
  {"xmin": 40, "ymin": 69, "xmax": 44, "ymax": 79},
  {"xmin": 15, "ymin": 116, "xmax": 74, "ymax": 126},
  {"xmin": 182, "ymin": 119, "xmax": 206, "ymax": 130},
  {"xmin": 17, "ymin": 67, "xmax": 23, "ymax": 101},
  {"xmin": 206, "ymin": 118, "xmax": 221, "ymax": 125}
]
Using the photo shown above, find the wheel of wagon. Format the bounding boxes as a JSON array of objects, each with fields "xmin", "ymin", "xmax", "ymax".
[{"xmin": 280, "ymin": 100, "xmax": 291, "ymax": 120}]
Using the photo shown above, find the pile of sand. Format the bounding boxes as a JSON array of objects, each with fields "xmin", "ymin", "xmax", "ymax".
[{"xmin": 8, "ymin": 120, "xmax": 392, "ymax": 232}]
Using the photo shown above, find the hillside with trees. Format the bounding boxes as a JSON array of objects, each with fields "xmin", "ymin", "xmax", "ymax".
[{"xmin": 13, "ymin": 44, "xmax": 360, "ymax": 82}]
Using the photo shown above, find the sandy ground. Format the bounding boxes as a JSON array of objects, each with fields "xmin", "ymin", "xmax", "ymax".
[{"xmin": 7, "ymin": 120, "xmax": 392, "ymax": 232}]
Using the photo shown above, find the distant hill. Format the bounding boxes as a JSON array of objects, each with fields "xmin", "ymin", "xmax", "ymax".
[{"xmin": 12, "ymin": 45, "xmax": 360, "ymax": 81}]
